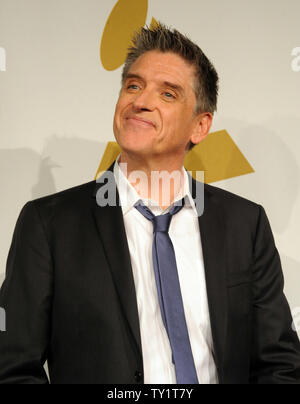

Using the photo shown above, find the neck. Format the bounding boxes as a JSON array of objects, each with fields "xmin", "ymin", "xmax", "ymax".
[{"xmin": 118, "ymin": 151, "xmax": 185, "ymax": 210}]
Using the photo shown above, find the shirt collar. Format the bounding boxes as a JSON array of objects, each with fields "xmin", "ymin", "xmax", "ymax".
[{"xmin": 113, "ymin": 154, "xmax": 197, "ymax": 216}]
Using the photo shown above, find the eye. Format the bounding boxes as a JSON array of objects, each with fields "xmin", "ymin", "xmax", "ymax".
[
  {"xmin": 163, "ymin": 92, "xmax": 176, "ymax": 99},
  {"xmin": 127, "ymin": 84, "xmax": 140, "ymax": 91}
]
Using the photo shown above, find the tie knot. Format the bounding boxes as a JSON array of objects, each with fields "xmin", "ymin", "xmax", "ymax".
[
  {"xmin": 134, "ymin": 198, "xmax": 185, "ymax": 233},
  {"xmin": 153, "ymin": 213, "xmax": 172, "ymax": 233}
]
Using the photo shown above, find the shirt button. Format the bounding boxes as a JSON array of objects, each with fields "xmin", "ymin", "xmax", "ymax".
[{"xmin": 134, "ymin": 370, "xmax": 143, "ymax": 383}]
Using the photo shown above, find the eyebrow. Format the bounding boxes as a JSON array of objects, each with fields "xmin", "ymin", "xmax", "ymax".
[
  {"xmin": 124, "ymin": 73, "xmax": 185, "ymax": 96},
  {"xmin": 125, "ymin": 73, "xmax": 144, "ymax": 82}
]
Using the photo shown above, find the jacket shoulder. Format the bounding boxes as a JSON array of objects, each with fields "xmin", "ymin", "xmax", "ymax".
[
  {"xmin": 23, "ymin": 180, "xmax": 97, "ymax": 226},
  {"xmin": 204, "ymin": 182, "xmax": 260, "ymax": 209},
  {"xmin": 203, "ymin": 182, "xmax": 263, "ymax": 228},
  {"xmin": 202, "ymin": 183, "xmax": 270, "ymax": 249}
]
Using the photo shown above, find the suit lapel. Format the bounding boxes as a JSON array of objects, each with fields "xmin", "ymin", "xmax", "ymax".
[
  {"xmin": 92, "ymin": 163, "xmax": 143, "ymax": 362},
  {"xmin": 191, "ymin": 177, "xmax": 228, "ymax": 374}
]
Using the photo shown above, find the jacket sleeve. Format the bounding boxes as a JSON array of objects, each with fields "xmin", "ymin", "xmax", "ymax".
[
  {"xmin": 0, "ymin": 201, "xmax": 53, "ymax": 384},
  {"xmin": 249, "ymin": 205, "xmax": 300, "ymax": 384}
]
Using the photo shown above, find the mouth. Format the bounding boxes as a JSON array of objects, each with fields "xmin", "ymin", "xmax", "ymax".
[{"xmin": 126, "ymin": 116, "xmax": 155, "ymax": 128}]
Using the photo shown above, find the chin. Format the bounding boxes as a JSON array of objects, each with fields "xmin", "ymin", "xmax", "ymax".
[
  {"xmin": 117, "ymin": 134, "xmax": 153, "ymax": 152},
  {"xmin": 121, "ymin": 144, "xmax": 151, "ymax": 155}
]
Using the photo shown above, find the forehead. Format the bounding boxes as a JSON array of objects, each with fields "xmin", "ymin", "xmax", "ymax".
[{"xmin": 126, "ymin": 51, "xmax": 196, "ymax": 90}]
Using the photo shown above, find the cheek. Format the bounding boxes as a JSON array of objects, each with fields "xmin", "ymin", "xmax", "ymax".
[
  {"xmin": 161, "ymin": 110, "xmax": 177, "ymax": 132},
  {"xmin": 162, "ymin": 111, "xmax": 185, "ymax": 137},
  {"xmin": 115, "ymin": 95, "xmax": 134, "ymax": 120},
  {"xmin": 113, "ymin": 100, "xmax": 125, "ymax": 126},
  {"xmin": 163, "ymin": 110, "xmax": 195, "ymax": 143},
  {"xmin": 114, "ymin": 98, "xmax": 122, "ymax": 114},
  {"xmin": 113, "ymin": 102, "xmax": 124, "ymax": 136}
]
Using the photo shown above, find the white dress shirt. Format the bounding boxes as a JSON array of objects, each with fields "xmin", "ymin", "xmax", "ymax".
[{"xmin": 113, "ymin": 157, "xmax": 218, "ymax": 384}]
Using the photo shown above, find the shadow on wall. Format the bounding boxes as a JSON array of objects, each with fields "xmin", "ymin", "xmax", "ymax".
[
  {"xmin": 282, "ymin": 254, "xmax": 300, "ymax": 309},
  {"xmin": 281, "ymin": 254, "xmax": 300, "ymax": 339},
  {"xmin": 40, "ymin": 135, "xmax": 106, "ymax": 193},
  {"xmin": 216, "ymin": 117, "xmax": 300, "ymax": 235},
  {"xmin": 31, "ymin": 156, "xmax": 58, "ymax": 199},
  {"xmin": 0, "ymin": 136, "xmax": 106, "ymax": 200},
  {"xmin": 0, "ymin": 137, "xmax": 106, "ymax": 286}
]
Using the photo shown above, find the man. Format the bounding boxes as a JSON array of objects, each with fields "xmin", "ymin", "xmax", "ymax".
[{"xmin": 0, "ymin": 24, "xmax": 300, "ymax": 384}]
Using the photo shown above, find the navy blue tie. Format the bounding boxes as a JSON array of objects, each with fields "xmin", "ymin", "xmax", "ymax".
[{"xmin": 135, "ymin": 199, "xmax": 199, "ymax": 384}]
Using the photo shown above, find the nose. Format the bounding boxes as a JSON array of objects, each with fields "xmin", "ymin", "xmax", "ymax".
[{"xmin": 132, "ymin": 88, "xmax": 156, "ymax": 112}]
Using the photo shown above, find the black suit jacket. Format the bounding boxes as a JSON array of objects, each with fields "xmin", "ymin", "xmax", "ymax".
[{"xmin": 1, "ymin": 164, "xmax": 300, "ymax": 384}]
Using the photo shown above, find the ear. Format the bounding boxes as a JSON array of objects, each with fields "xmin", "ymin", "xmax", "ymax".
[{"xmin": 190, "ymin": 112, "xmax": 213, "ymax": 145}]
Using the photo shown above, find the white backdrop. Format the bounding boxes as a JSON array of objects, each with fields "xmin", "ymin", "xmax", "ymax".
[{"xmin": 0, "ymin": 0, "xmax": 300, "ymax": 335}]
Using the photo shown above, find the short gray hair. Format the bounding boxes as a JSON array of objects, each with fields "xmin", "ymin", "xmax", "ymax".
[{"xmin": 122, "ymin": 23, "xmax": 219, "ymax": 150}]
